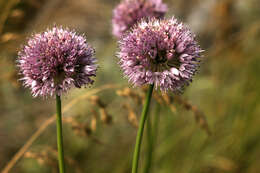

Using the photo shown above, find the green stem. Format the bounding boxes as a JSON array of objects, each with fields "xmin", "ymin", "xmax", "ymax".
[
  {"xmin": 132, "ymin": 84, "xmax": 154, "ymax": 173},
  {"xmin": 56, "ymin": 95, "xmax": 65, "ymax": 173},
  {"xmin": 143, "ymin": 113, "xmax": 153, "ymax": 173},
  {"xmin": 143, "ymin": 101, "xmax": 161, "ymax": 173}
]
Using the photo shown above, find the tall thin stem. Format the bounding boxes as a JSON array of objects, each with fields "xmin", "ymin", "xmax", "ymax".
[
  {"xmin": 143, "ymin": 114, "xmax": 153, "ymax": 173},
  {"xmin": 132, "ymin": 84, "xmax": 154, "ymax": 173},
  {"xmin": 56, "ymin": 95, "xmax": 65, "ymax": 173},
  {"xmin": 143, "ymin": 102, "xmax": 161, "ymax": 173}
]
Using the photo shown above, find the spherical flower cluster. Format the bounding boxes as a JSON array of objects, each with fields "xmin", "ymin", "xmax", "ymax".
[
  {"xmin": 18, "ymin": 26, "xmax": 97, "ymax": 97},
  {"xmin": 112, "ymin": 0, "xmax": 168, "ymax": 38},
  {"xmin": 118, "ymin": 17, "xmax": 203, "ymax": 92}
]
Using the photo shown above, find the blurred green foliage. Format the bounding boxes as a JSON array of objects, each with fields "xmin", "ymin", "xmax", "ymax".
[{"xmin": 0, "ymin": 0, "xmax": 260, "ymax": 172}]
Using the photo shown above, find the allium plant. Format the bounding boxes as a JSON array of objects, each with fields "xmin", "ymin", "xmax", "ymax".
[
  {"xmin": 118, "ymin": 17, "xmax": 203, "ymax": 92},
  {"xmin": 18, "ymin": 26, "xmax": 97, "ymax": 98},
  {"xmin": 112, "ymin": 0, "xmax": 168, "ymax": 38},
  {"xmin": 117, "ymin": 17, "xmax": 203, "ymax": 173},
  {"xmin": 17, "ymin": 26, "xmax": 97, "ymax": 173}
]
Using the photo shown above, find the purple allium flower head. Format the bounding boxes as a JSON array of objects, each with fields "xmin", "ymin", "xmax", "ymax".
[
  {"xmin": 112, "ymin": 0, "xmax": 168, "ymax": 38},
  {"xmin": 18, "ymin": 26, "xmax": 97, "ymax": 97},
  {"xmin": 118, "ymin": 17, "xmax": 203, "ymax": 92}
]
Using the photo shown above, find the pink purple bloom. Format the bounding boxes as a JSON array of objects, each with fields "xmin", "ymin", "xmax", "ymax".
[
  {"xmin": 118, "ymin": 17, "xmax": 203, "ymax": 92},
  {"xmin": 18, "ymin": 26, "xmax": 97, "ymax": 97},
  {"xmin": 112, "ymin": 0, "xmax": 168, "ymax": 38}
]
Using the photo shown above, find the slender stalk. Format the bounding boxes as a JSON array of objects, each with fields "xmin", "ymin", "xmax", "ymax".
[
  {"xmin": 56, "ymin": 95, "xmax": 65, "ymax": 173},
  {"xmin": 143, "ymin": 114, "xmax": 153, "ymax": 173},
  {"xmin": 132, "ymin": 84, "xmax": 154, "ymax": 173},
  {"xmin": 143, "ymin": 102, "xmax": 161, "ymax": 173}
]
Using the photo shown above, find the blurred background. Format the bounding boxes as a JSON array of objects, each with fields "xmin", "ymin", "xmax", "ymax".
[{"xmin": 0, "ymin": 0, "xmax": 260, "ymax": 172}]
